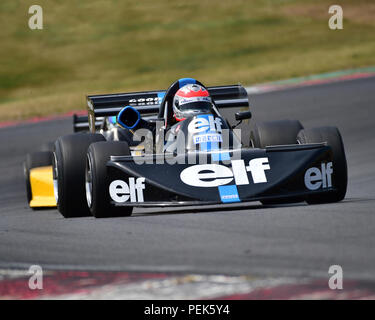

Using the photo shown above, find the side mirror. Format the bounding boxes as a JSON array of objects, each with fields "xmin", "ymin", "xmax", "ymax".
[
  {"xmin": 117, "ymin": 106, "xmax": 141, "ymax": 129},
  {"xmin": 235, "ymin": 111, "xmax": 252, "ymax": 121}
]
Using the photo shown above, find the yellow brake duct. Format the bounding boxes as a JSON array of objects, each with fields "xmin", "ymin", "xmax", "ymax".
[{"xmin": 29, "ymin": 166, "xmax": 56, "ymax": 207}]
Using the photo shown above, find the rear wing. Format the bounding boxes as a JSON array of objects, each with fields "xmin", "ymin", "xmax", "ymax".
[
  {"xmin": 86, "ymin": 85, "xmax": 249, "ymax": 132},
  {"xmin": 73, "ymin": 114, "xmax": 103, "ymax": 132}
]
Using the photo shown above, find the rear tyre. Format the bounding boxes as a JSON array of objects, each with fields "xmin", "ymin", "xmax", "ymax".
[
  {"xmin": 297, "ymin": 127, "xmax": 347, "ymax": 204},
  {"xmin": 39, "ymin": 141, "xmax": 55, "ymax": 153},
  {"xmin": 53, "ymin": 133, "xmax": 105, "ymax": 218},
  {"xmin": 24, "ymin": 151, "xmax": 53, "ymax": 206},
  {"xmin": 86, "ymin": 141, "xmax": 133, "ymax": 218},
  {"xmin": 250, "ymin": 120, "xmax": 303, "ymax": 148},
  {"xmin": 251, "ymin": 120, "xmax": 304, "ymax": 205}
]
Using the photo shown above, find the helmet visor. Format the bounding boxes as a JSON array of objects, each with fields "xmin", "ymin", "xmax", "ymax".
[{"xmin": 179, "ymin": 101, "xmax": 212, "ymax": 112}]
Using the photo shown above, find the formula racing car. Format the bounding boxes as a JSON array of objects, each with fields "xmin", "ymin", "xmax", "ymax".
[{"xmin": 24, "ymin": 78, "xmax": 348, "ymax": 218}]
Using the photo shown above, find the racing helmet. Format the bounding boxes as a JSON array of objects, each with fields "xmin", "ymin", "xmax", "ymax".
[{"xmin": 173, "ymin": 84, "xmax": 213, "ymax": 121}]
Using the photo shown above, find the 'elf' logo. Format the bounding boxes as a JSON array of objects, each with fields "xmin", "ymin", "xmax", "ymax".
[
  {"xmin": 304, "ymin": 162, "xmax": 333, "ymax": 190},
  {"xmin": 109, "ymin": 178, "xmax": 145, "ymax": 203}
]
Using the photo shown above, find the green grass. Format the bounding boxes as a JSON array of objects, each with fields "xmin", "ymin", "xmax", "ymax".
[{"xmin": 0, "ymin": 0, "xmax": 374, "ymax": 121}]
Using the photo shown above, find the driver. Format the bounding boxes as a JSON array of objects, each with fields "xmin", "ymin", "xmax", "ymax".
[
  {"xmin": 164, "ymin": 84, "xmax": 214, "ymax": 153},
  {"xmin": 172, "ymin": 84, "xmax": 213, "ymax": 121}
]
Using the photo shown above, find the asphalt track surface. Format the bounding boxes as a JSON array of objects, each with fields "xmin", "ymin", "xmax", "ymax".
[{"xmin": 0, "ymin": 76, "xmax": 374, "ymax": 282}]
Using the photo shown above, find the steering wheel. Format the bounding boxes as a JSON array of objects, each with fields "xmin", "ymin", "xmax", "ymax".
[{"xmin": 158, "ymin": 78, "xmax": 206, "ymax": 128}]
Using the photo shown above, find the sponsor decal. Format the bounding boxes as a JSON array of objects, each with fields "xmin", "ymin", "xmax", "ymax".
[
  {"xmin": 180, "ymin": 157, "xmax": 270, "ymax": 188},
  {"xmin": 190, "ymin": 114, "xmax": 228, "ymax": 162},
  {"xmin": 218, "ymin": 185, "xmax": 240, "ymax": 203},
  {"xmin": 304, "ymin": 162, "xmax": 333, "ymax": 190},
  {"xmin": 193, "ymin": 133, "xmax": 223, "ymax": 144},
  {"xmin": 109, "ymin": 177, "xmax": 145, "ymax": 203},
  {"xmin": 188, "ymin": 115, "xmax": 222, "ymax": 134},
  {"xmin": 129, "ymin": 96, "xmax": 163, "ymax": 106}
]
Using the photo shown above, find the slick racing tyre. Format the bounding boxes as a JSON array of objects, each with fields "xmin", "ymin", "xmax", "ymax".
[
  {"xmin": 39, "ymin": 141, "xmax": 55, "ymax": 153},
  {"xmin": 297, "ymin": 126, "xmax": 348, "ymax": 204},
  {"xmin": 54, "ymin": 133, "xmax": 105, "ymax": 218},
  {"xmin": 250, "ymin": 119, "xmax": 303, "ymax": 148},
  {"xmin": 24, "ymin": 151, "xmax": 53, "ymax": 206},
  {"xmin": 86, "ymin": 141, "xmax": 133, "ymax": 218},
  {"xmin": 250, "ymin": 120, "xmax": 304, "ymax": 205}
]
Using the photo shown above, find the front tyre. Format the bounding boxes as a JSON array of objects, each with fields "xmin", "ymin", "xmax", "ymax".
[
  {"xmin": 251, "ymin": 120, "xmax": 304, "ymax": 205},
  {"xmin": 54, "ymin": 133, "xmax": 105, "ymax": 218},
  {"xmin": 297, "ymin": 126, "xmax": 348, "ymax": 204},
  {"xmin": 250, "ymin": 119, "xmax": 303, "ymax": 148},
  {"xmin": 86, "ymin": 141, "xmax": 133, "ymax": 218}
]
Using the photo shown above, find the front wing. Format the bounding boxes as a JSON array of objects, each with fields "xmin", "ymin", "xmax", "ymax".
[{"xmin": 106, "ymin": 143, "xmax": 336, "ymax": 207}]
